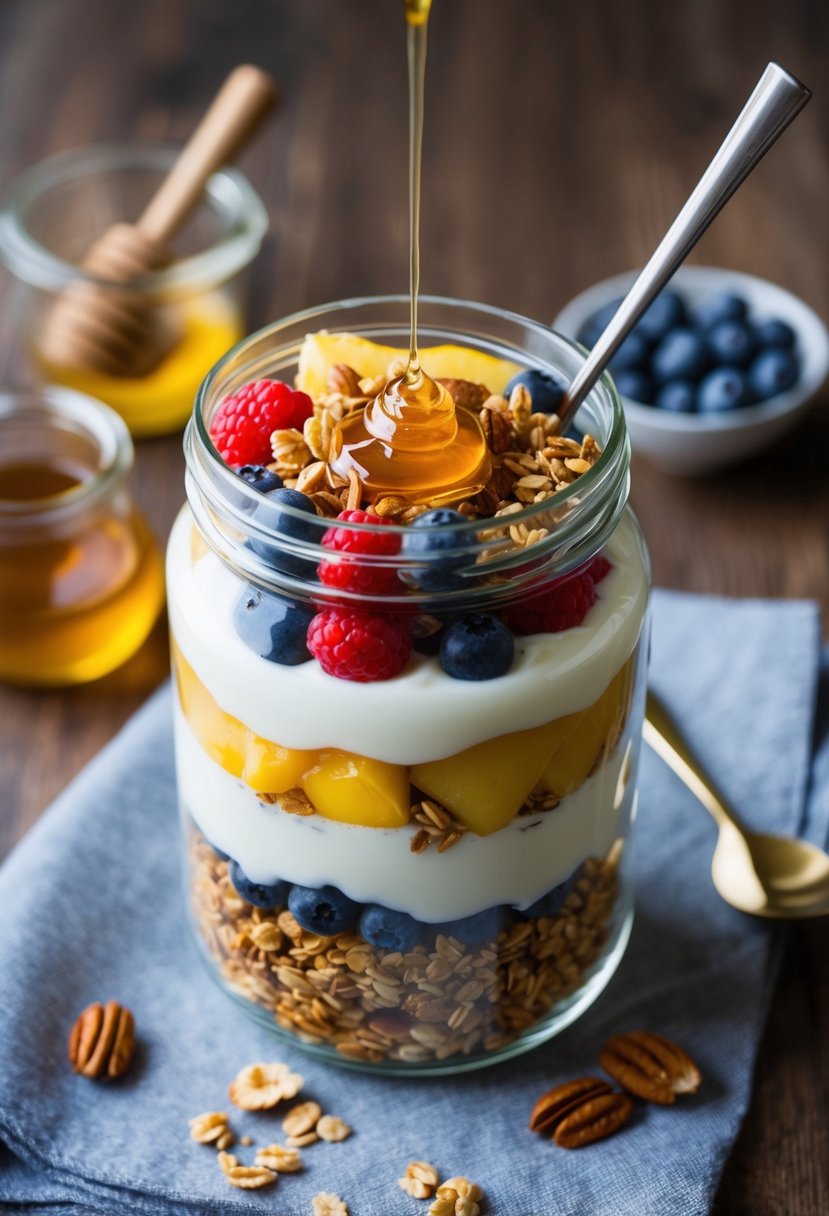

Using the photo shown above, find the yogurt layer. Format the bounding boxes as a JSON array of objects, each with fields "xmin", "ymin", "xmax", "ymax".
[{"xmin": 167, "ymin": 506, "xmax": 649, "ymax": 764}]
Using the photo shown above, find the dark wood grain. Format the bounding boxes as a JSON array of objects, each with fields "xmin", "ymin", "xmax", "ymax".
[{"xmin": 0, "ymin": 0, "xmax": 827, "ymax": 1208}]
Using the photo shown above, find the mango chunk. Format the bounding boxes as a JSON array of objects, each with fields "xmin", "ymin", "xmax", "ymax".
[
  {"xmin": 243, "ymin": 736, "xmax": 318, "ymax": 794},
  {"xmin": 303, "ymin": 750, "xmax": 411, "ymax": 828},
  {"xmin": 541, "ymin": 656, "xmax": 636, "ymax": 797},
  {"xmin": 410, "ymin": 713, "xmax": 584, "ymax": 836},
  {"xmin": 173, "ymin": 648, "xmax": 246, "ymax": 779}
]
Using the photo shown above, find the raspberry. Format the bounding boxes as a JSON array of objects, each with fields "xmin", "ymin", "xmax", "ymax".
[
  {"xmin": 318, "ymin": 510, "xmax": 401, "ymax": 596},
  {"xmin": 209, "ymin": 379, "xmax": 314, "ymax": 467},
  {"xmin": 503, "ymin": 570, "xmax": 597, "ymax": 636},
  {"xmin": 589, "ymin": 554, "xmax": 613, "ymax": 584},
  {"xmin": 307, "ymin": 608, "xmax": 411, "ymax": 682}
]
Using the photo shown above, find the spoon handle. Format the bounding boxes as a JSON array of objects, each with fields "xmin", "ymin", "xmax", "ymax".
[
  {"xmin": 557, "ymin": 62, "xmax": 811, "ymax": 433},
  {"xmin": 643, "ymin": 690, "xmax": 745, "ymax": 833}
]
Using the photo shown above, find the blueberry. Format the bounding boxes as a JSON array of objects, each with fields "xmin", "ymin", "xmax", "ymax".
[
  {"xmin": 234, "ymin": 586, "xmax": 314, "ymax": 664},
  {"xmin": 651, "ymin": 328, "xmax": 708, "ymax": 382},
  {"xmin": 608, "ymin": 331, "xmax": 650, "ymax": 373},
  {"xmin": 576, "ymin": 298, "xmax": 623, "ymax": 348},
  {"xmin": 238, "ymin": 465, "xmax": 283, "ymax": 495},
  {"xmin": 654, "ymin": 379, "xmax": 696, "ymax": 413},
  {"xmin": 403, "ymin": 508, "xmax": 474, "ymax": 591},
  {"xmin": 692, "ymin": 291, "xmax": 748, "ymax": 330},
  {"xmin": 288, "ymin": 884, "xmax": 362, "ymax": 936},
  {"xmin": 753, "ymin": 318, "xmax": 796, "ymax": 350},
  {"xmin": 359, "ymin": 904, "xmax": 421, "ymax": 952},
  {"xmin": 747, "ymin": 348, "xmax": 799, "ymax": 401},
  {"xmin": 438, "ymin": 905, "xmax": 504, "ymax": 945},
  {"xmin": 248, "ymin": 488, "xmax": 320, "ymax": 576},
  {"xmin": 439, "ymin": 614, "xmax": 514, "ymax": 681},
  {"xmin": 229, "ymin": 860, "xmax": 291, "ymax": 909},
  {"xmin": 613, "ymin": 369, "xmax": 656, "ymax": 405},
  {"xmin": 503, "ymin": 368, "xmax": 566, "ymax": 415},
  {"xmin": 705, "ymin": 320, "xmax": 755, "ymax": 368},
  {"xmin": 633, "ymin": 290, "xmax": 687, "ymax": 343},
  {"xmin": 696, "ymin": 367, "xmax": 748, "ymax": 413},
  {"xmin": 524, "ymin": 874, "xmax": 576, "ymax": 918}
]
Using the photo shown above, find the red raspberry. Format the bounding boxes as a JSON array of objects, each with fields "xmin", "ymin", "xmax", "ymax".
[
  {"xmin": 318, "ymin": 510, "xmax": 401, "ymax": 596},
  {"xmin": 503, "ymin": 570, "xmax": 597, "ymax": 636},
  {"xmin": 589, "ymin": 553, "xmax": 613, "ymax": 584},
  {"xmin": 209, "ymin": 379, "xmax": 314, "ymax": 467},
  {"xmin": 307, "ymin": 608, "xmax": 411, "ymax": 681}
]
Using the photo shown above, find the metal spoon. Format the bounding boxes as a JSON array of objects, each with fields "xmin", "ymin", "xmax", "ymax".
[
  {"xmin": 644, "ymin": 690, "xmax": 829, "ymax": 919},
  {"xmin": 556, "ymin": 62, "xmax": 811, "ymax": 434}
]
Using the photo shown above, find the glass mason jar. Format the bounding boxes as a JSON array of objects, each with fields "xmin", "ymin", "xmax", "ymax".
[
  {"xmin": 0, "ymin": 145, "xmax": 267, "ymax": 437},
  {"xmin": 0, "ymin": 386, "xmax": 164, "ymax": 685},
  {"xmin": 169, "ymin": 296, "xmax": 650, "ymax": 1074}
]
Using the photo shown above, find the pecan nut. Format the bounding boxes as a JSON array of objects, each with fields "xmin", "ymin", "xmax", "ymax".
[
  {"xmin": 68, "ymin": 1000, "xmax": 135, "ymax": 1079},
  {"xmin": 553, "ymin": 1090, "xmax": 634, "ymax": 1148},
  {"xmin": 528, "ymin": 1076, "xmax": 611, "ymax": 1134},
  {"xmin": 437, "ymin": 377, "xmax": 492, "ymax": 413},
  {"xmin": 599, "ymin": 1030, "xmax": 701, "ymax": 1105},
  {"xmin": 327, "ymin": 363, "xmax": 363, "ymax": 396}
]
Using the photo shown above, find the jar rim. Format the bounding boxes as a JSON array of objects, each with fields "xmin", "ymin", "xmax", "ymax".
[
  {"xmin": 0, "ymin": 144, "xmax": 268, "ymax": 295},
  {"xmin": 0, "ymin": 385, "xmax": 133, "ymax": 526},
  {"xmin": 186, "ymin": 294, "xmax": 631, "ymax": 606}
]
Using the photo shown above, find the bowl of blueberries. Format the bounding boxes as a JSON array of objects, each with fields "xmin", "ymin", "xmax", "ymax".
[{"xmin": 554, "ymin": 266, "xmax": 829, "ymax": 475}]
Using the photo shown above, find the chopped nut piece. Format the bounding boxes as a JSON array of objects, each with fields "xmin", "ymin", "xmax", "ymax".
[
  {"xmin": 254, "ymin": 1142, "xmax": 303, "ymax": 1172},
  {"xmin": 439, "ymin": 1177, "xmax": 483, "ymax": 1203},
  {"xmin": 217, "ymin": 1150, "xmax": 277, "ymax": 1189},
  {"xmin": 282, "ymin": 1099, "xmax": 322, "ymax": 1137},
  {"xmin": 316, "ymin": 1113, "xmax": 352, "ymax": 1142},
  {"xmin": 398, "ymin": 1159, "xmax": 440, "ymax": 1198},
  {"xmin": 312, "ymin": 1192, "xmax": 349, "ymax": 1216},
  {"xmin": 68, "ymin": 1001, "xmax": 135, "ymax": 1079},
  {"xmin": 228, "ymin": 1062, "xmax": 303, "ymax": 1110},
  {"xmin": 188, "ymin": 1111, "xmax": 231, "ymax": 1145}
]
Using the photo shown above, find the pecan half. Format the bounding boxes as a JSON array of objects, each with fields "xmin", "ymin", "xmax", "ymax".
[
  {"xmin": 599, "ymin": 1030, "xmax": 701, "ymax": 1105},
  {"xmin": 553, "ymin": 1091, "xmax": 634, "ymax": 1148},
  {"xmin": 528, "ymin": 1076, "xmax": 611, "ymax": 1133},
  {"xmin": 437, "ymin": 378, "xmax": 491, "ymax": 413},
  {"xmin": 68, "ymin": 1000, "xmax": 135, "ymax": 1079},
  {"xmin": 327, "ymin": 363, "xmax": 363, "ymax": 396}
]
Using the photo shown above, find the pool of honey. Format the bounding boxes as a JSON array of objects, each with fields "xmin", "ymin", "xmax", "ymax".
[{"xmin": 0, "ymin": 460, "xmax": 165, "ymax": 685}]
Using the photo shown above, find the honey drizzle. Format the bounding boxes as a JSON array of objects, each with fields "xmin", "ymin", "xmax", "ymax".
[{"xmin": 405, "ymin": 0, "xmax": 430, "ymax": 385}]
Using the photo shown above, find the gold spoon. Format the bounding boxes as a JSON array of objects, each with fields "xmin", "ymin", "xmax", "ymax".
[{"xmin": 644, "ymin": 690, "xmax": 829, "ymax": 919}]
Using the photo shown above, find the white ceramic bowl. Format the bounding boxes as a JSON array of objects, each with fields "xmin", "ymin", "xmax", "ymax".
[{"xmin": 553, "ymin": 266, "xmax": 829, "ymax": 476}]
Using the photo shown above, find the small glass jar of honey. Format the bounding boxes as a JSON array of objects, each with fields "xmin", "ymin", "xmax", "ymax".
[
  {"xmin": 0, "ymin": 386, "xmax": 164, "ymax": 685},
  {"xmin": 0, "ymin": 145, "xmax": 267, "ymax": 437}
]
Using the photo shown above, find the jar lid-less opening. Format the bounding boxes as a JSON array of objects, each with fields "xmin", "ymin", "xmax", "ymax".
[
  {"xmin": 0, "ymin": 145, "xmax": 268, "ymax": 299},
  {"xmin": 0, "ymin": 386, "xmax": 133, "ymax": 532},
  {"xmin": 185, "ymin": 295, "xmax": 631, "ymax": 611}
]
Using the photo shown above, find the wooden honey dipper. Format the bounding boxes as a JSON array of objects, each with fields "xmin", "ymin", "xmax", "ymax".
[{"xmin": 39, "ymin": 64, "xmax": 277, "ymax": 378}]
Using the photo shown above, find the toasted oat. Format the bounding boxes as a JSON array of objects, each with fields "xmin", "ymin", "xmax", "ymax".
[
  {"xmin": 282, "ymin": 1100, "xmax": 322, "ymax": 1137},
  {"xmin": 229, "ymin": 1062, "xmax": 303, "ymax": 1110},
  {"xmin": 249, "ymin": 921, "xmax": 283, "ymax": 952},
  {"xmin": 271, "ymin": 427, "xmax": 312, "ymax": 477},
  {"xmin": 217, "ymin": 1150, "xmax": 277, "ymax": 1190},
  {"xmin": 215, "ymin": 1130, "xmax": 234, "ymax": 1150},
  {"xmin": 239, "ymin": 1135, "xmax": 253, "ymax": 1147},
  {"xmin": 286, "ymin": 1130, "xmax": 319, "ymax": 1147},
  {"xmin": 316, "ymin": 1113, "xmax": 351, "ymax": 1142},
  {"xmin": 280, "ymin": 788, "xmax": 316, "ymax": 816},
  {"xmin": 312, "ymin": 1192, "xmax": 349, "ymax": 1216},
  {"xmin": 188, "ymin": 1111, "xmax": 232, "ymax": 1146},
  {"xmin": 254, "ymin": 1142, "xmax": 303, "ymax": 1172}
]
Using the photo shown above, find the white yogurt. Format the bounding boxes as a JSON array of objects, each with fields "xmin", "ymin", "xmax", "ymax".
[
  {"xmin": 167, "ymin": 506, "xmax": 648, "ymax": 764},
  {"xmin": 176, "ymin": 701, "xmax": 638, "ymax": 921}
]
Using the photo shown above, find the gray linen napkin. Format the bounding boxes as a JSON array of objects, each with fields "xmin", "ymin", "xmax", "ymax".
[{"xmin": 0, "ymin": 590, "xmax": 824, "ymax": 1216}]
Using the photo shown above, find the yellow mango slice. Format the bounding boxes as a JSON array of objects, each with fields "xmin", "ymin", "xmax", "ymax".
[
  {"xmin": 410, "ymin": 713, "xmax": 585, "ymax": 836},
  {"xmin": 303, "ymin": 750, "xmax": 411, "ymax": 828},
  {"xmin": 243, "ymin": 736, "xmax": 318, "ymax": 794},
  {"xmin": 296, "ymin": 332, "xmax": 521, "ymax": 400},
  {"xmin": 541, "ymin": 656, "xmax": 636, "ymax": 797},
  {"xmin": 173, "ymin": 648, "xmax": 246, "ymax": 779}
]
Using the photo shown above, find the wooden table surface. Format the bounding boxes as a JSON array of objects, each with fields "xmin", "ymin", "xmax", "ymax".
[{"xmin": 1, "ymin": 0, "xmax": 827, "ymax": 1209}]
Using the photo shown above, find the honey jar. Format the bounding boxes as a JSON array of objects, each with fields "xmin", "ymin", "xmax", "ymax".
[
  {"xmin": 0, "ymin": 145, "xmax": 267, "ymax": 436},
  {"xmin": 0, "ymin": 386, "xmax": 164, "ymax": 685}
]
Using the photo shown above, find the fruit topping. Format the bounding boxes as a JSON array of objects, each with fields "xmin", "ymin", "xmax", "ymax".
[
  {"xmin": 439, "ymin": 613, "xmax": 514, "ymax": 680},
  {"xmin": 318, "ymin": 509, "xmax": 401, "ymax": 596},
  {"xmin": 540, "ymin": 657, "xmax": 634, "ymax": 797},
  {"xmin": 229, "ymin": 861, "xmax": 291, "ymax": 909},
  {"xmin": 210, "ymin": 379, "xmax": 313, "ymax": 467},
  {"xmin": 238, "ymin": 464, "xmax": 283, "ymax": 495},
  {"xmin": 753, "ymin": 318, "xmax": 796, "ymax": 349},
  {"xmin": 437, "ymin": 905, "xmax": 503, "ymax": 945},
  {"xmin": 613, "ymin": 369, "xmax": 655, "ymax": 405},
  {"xmin": 287, "ymin": 884, "xmax": 362, "ymax": 936},
  {"xmin": 747, "ymin": 347, "xmax": 799, "ymax": 399},
  {"xmin": 651, "ymin": 328, "xmax": 708, "ymax": 383},
  {"xmin": 503, "ymin": 368, "xmax": 566, "ymax": 415},
  {"xmin": 359, "ymin": 905, "xmax": 421, "ymax": 951},
  {"xmin": 307, "ymin": 607, "xmax": 411, "ymax": 682},
  {"xmin": 243, "ymin": 737, "xmax": 317, "ymax": 794},
  {"xmin": 692, "ymin": 290, "xmax": 748, "ymax": 330},
  {"xmin": 608, "ymin": 331, "xmax": 650, "ymax": 374},
  {"xmin": 588, "ymin": 553, "xmax": 612, "ymax": 584},
  {"xmin": 632, "ymin": 290, "xmax": 687, "ymax": 343},
  {"xmin": 696, "ymin": 367, "xmax": 748, "ymax": 413},
  {"xmin": 503, "ymin": 568, "xmax": 597, "ymax": 636},
  {"xmin": 248, "ymin": 487, "xmax": 319, "ymax": 576},
  {"xmin": 653, "ymin": 380, "xmax": 695, "ymax": 413},
  {"xmin": 403, "ymin": 507, "xmax": 474, "ymax": 591},
  {"xmin": 233, "ymin": 586, "xmax": 315, "ymax": 665},
  {"xmin": 524, "ymin": 876, "xmax": 576, "ymax": 919},
  {"xmin": 705, "ymin": 320, "xmax": 755, "ymax": 367},
  {"xmin": 303, "ymin": 751, "xmax": 411, "ymax": 827}
]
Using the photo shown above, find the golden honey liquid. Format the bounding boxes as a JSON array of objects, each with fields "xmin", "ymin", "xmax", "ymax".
[
  {"xmin": 0, "ymin": 461, "xmax": 165, "ymax": 685},
  {"xmin": 331, "ymin": 0, "xmax": 491, "ymax": 504}
]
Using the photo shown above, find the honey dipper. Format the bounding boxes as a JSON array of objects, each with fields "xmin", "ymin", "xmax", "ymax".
[{"xmin": 39, "ymin": 64, "xmax": 277, "ymax": 378}]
